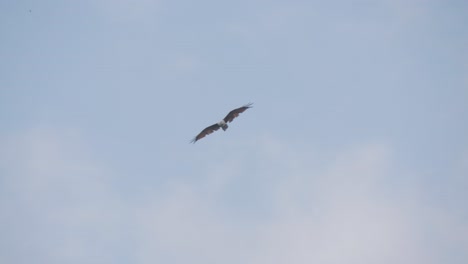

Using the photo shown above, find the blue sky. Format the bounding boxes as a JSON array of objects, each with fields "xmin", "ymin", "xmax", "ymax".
[{"xmin": 1, "ymin": 0, "xmax": 467, "ymax": 263}]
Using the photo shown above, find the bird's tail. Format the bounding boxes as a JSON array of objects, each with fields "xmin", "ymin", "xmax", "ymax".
[{"xmin": 222, "ymin": 124, "xmax": 228, "ymax": 131}]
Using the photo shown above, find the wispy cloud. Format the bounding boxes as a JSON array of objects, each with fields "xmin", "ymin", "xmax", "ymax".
[
  {"xmin": 94, "ymin": 0, "xmax": 161, "ymax": 22},
  {"xmin": 1, "ymin": 129, "xmax": 466, "ymax": 263},
  {"xmin": 0, "ymin": 127, "xmax": 125, "ymax": 263}
]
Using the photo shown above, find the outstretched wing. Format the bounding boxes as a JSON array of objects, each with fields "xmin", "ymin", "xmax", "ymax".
[
  {"xmin": 191, "ymin": 123, "xmax": 221, "ymax": 143},
  {"xmin": 223, "ymin": 103, "xmax": 253, "ymax": 123}
]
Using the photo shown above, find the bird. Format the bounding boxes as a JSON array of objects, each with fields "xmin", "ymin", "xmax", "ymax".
[{"xmin": 191, "ymin": 103, "xmax": 253, "ymax": 143}]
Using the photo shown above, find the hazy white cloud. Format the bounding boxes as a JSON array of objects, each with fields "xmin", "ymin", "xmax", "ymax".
[
  {"xmin": 0, "ymin": 127, "xmax": 125, "ymax": 264},
  {"xmin": 247, "ymin": 141, "xmax": 423, "ymax": 264},
  {"xmin": 133, "ymin": 185, "xmax": 255, "ymax": 263},
  {"xmin": 1, "ymin": 129, "xmax": 466, "ymax": 264},
  {"xmin": 131, "ymin": 138, "xmax": 468, "ymax": 264},
  {"xmin": 94, "ymin": 0, "xmax": 161, "ymax": 22},
  {"xmin": 383, "ymin": 0, "xmax": 434, "ymax": 23},
  {"xmin": 227, "ymin": 0, "xmax": 439, "ymax": 46},
  {"xmin": 158, "ymin": 53, "xmax": 204, "ymax": 79}
]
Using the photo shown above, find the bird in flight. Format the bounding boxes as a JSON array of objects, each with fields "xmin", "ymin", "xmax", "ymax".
[{"xmin": 191, "ymin": 103, "xmax": 253, "ymax": 143}]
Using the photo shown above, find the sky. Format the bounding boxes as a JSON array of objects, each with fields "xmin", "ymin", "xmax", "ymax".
[{"xmin": 1, "ymin": 0, "xmax": 467, "ymax": 263}]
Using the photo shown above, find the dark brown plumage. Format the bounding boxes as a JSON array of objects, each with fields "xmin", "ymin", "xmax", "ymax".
[
  {"xmin": 191, "ymin": 123, "xmax": 221, "ymax": 143},
  {"xmin": 191, "ymin": 103, "xmax": 253, "ymax": 143},
  {"xmin": 223, "ymin": 103, "xmax": 253, "ymax": 123}
]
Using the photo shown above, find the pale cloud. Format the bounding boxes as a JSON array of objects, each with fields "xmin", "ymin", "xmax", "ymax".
[
  {"xmin": 131, "ymin": 137, "xmax": 468, "ymax": 264},
  {"xmin": 226, "ymin": 2, "xmax": 309, "ymax": 46},
  {"xmin": 0, "ymin": 127, "xmax": 125, "ymax": 264},
  {"xmin": 133, "ymin": 185, "xmax": 254, "ymax": 263},
  {"xmin": 1, "ymin": 129, "xmax": 467, "ymax": 263},
  {"xmin": 246, "ymin": 141, "xmax": 421, "ymax": 264},
  {"xmin": 159, "ymin": 53, "xmax": 204, "ymax": 79},
  {"xmin": 227, "ymin": 0, "xmax": 438, "ymax": 45},
  {"xmin": 94, "ymin": 0, "xmax": 161, "ymax": 22},
  {"xmin": 383, "ymin": 0, "xmax": 434, "ymax": 23}
]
